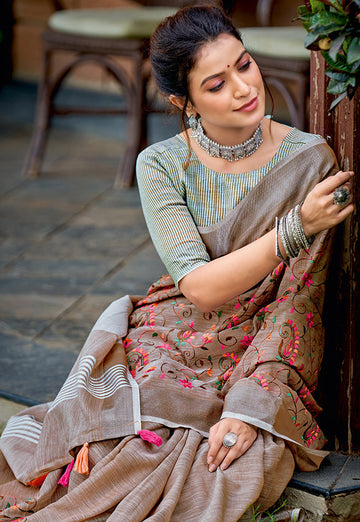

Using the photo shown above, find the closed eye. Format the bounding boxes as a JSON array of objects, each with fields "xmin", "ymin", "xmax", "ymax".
[
  {"xmin": 209, "ymin": 81, "xmax": 225, "ymax": 93},
  {"xmin": 238, "ymin": 60, "xmax": 252, "ymax": 71}
]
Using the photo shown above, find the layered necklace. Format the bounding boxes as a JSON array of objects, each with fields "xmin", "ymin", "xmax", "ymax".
[{"xmin": 191, "ymin": 118, "xmax": 263, "ymax": 162}]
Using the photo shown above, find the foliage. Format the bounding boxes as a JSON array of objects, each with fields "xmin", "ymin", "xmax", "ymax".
[
  {"xmin": 250, "ymin": 499, "xmax": 289, "ymax": 521},
  {"xmin": 297, "ymin": 0, "xmax": 360, "ymax": 110}
]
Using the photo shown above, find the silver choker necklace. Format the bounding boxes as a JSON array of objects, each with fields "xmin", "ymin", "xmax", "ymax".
[{"xmin": 192, "ymin": 120, "xmax": 263, "ymax": 162}]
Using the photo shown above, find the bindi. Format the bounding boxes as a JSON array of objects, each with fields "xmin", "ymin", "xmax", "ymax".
[{"xmin": 227, "ymin": 64, "xmax": 230, "ymax": 68}]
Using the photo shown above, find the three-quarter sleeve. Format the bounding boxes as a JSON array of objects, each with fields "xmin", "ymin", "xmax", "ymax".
[{"xmin": 136, "ymin": 145, "xmax": 210, "ymax": 286}]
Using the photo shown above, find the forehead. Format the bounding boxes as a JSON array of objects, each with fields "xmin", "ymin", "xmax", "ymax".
[{"xmin": 190, "ymin": 33, "xmax": 245, "ymax": 79}]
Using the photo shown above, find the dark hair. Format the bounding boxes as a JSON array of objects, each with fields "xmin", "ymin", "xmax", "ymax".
[{"xmin": 150, "ymin": 4, "xmax": 242, "ymax": 123}]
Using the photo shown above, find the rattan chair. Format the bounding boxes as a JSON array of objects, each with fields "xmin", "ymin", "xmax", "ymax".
[
  {"xmin": 23, "ymin": 2, "xmax": 179, "ymax": 188},
  {"xmin": 239, "ymin": 0, "xmax": 310, "ymax": 130}
]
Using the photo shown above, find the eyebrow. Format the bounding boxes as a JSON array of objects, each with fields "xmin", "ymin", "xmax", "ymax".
[{"xmin": 200, "ymin": 50, "xmax": 248, "ymax": 87}]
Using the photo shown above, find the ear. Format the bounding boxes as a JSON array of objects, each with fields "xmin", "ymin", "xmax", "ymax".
[
  {"xmin": 168, "ymin": 95, "xmax": 186, "ymax": 112},
  {"xmin": 169, "ymin": 95, "xmax": 195, "ymax": 117}
]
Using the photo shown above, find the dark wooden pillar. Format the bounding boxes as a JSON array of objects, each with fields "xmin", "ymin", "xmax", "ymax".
[{"xmin": 310, "ymin": 51, "xmax": 360, "ymax": 453}]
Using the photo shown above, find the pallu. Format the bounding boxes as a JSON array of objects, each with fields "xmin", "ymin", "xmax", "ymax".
[{"xmin": 0, "ymin": 139, "xmax": 337, "ymax": 521}]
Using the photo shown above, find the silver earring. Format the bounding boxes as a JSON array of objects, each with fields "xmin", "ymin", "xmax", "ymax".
[{"xmin": 188, "ymin": 114, "xmax": 199, "ymax": 135}]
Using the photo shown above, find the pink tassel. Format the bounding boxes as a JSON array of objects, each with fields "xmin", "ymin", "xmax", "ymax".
[
  {"xmin": 58, "ymin": 459, "xmax": 75, "ymax": 487},
  {"xmin": 137, "ymin": 430, "xmax": 163, "ymax": 447}
]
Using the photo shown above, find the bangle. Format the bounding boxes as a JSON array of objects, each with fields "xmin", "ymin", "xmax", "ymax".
[
  {"xmin": 275, "ymin": 204, "xmax": 315, "ymax": 263},
  {"xmin": 275, "ymin": 217, "xmax": 290, "ymax": 267}
]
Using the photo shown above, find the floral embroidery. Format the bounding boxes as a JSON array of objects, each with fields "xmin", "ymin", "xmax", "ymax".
[
  {"xmin": 303, "ymin": 422, "xmax": 320, "ymax": 447},
  {"xmin": 301, "ymin": 272, "xmax": 313, "ymax": 287},
  {"xmin": 240, "ymin": 335, "xmax": 253, "ymax": 348},
  {"xmin": 179, "ymin": 378, "xmax": 193, "ymax": 389},
  {"xmin": 201, "ymin": 333, "xmax": 213, "ymax": 344},
  {"xmin": 123, "ymin": 338, "xmax": 133, "ymax": 348},
  {"xmin": 250, "ymin": 373, "xmax": 270, "ymax": 390},
  {"xmin": 157, "ymin": 342, "xmax": 171, "ymax": 350},
  {"xmin": 306, "ymin": 312, "xmax": 314, "ymax": 328}
]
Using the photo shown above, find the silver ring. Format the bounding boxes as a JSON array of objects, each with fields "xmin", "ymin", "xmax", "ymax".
[
  {"xmin": 222, "ymin": 432, "xmax": 238, "ymax": 449},
  {"xmin": 333, "ymin": 186, "xmax": 351, "ymax": 207}
]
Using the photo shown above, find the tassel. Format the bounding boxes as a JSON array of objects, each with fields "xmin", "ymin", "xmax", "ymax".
[
  {"xmin": 74, "ymin": 442, "xmax": 89, "ymax": 475},
  {"xmin": 26, "ymin": 473, "xmax": 48, "ymax": 487},
  {"xmin": 137, "ymin": 430, "xmax": 163, "ymax": 447},
  {"xmin": 58, "ymin": 459, "xmax": 75, "ymax": 487}
]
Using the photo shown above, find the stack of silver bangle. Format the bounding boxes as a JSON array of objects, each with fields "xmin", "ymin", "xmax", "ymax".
[{"xmin": 275, "ymin": 204, "xmax": 315, "ymax": 266}]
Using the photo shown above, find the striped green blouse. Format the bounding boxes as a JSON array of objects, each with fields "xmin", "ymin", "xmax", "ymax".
[{"xmin": 136, "ymin": 127, "xmax": 324, "ymax": 286}]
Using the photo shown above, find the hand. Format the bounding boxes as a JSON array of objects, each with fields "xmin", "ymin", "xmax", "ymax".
[
  {"xmin": 207, "ymin": 418, "xmax": 258, "ymax": 472},
  {"xmin": 301, "ymin": 170, "xmax": 354, "ymax": 237}
]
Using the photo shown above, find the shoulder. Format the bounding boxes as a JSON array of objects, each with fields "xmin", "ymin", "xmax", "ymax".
[
  {"xmin": 285, "ymin": 127, "xmax": 326, "ymax": 146},
  {"xmin": 136, "ymin": 135, "xmax": 190, "ymax": 194},
  {"xmin": 137, "ymin": 135, "xmax": 188, "ymax": 167},
  {"xmin": 282, "ymin": 127, "xmax": 338, "ymax": 180}
]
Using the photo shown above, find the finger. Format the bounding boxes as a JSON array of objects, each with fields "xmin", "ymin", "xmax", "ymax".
[
  {"xmin": 208, "ymin": 445, "xmax": 230, "ymax": 472},
  {"xmin": 322, "ymin": 170, "xmax": 354, "ymax": 193},
  {"xmin": 219, "ymin": 437, "xmax": 254, "ymax": 471}
]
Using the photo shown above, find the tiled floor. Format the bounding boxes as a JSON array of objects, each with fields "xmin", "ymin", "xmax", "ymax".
[{"xmin": 0, "ymin": 80, "xmax": 178, "ymax": 406}]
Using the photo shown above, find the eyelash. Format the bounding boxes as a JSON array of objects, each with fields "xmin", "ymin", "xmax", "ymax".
[{"xmin": 208, "ymin": 60, "xmax": 252, "ymax": 93}]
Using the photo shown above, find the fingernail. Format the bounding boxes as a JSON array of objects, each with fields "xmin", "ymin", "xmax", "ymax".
[
  {"xmin": 208, "ymin": 464, "xmax": 216, "ymax": 472},
  {"xmin": 220, "ymin": 464, "xmax": 227, "ymax": 471}
]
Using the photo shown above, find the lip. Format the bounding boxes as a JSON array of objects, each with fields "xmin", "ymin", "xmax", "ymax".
[{"xmin": 235, "ymin": 97, "xmax": 258, "ymax": 112}]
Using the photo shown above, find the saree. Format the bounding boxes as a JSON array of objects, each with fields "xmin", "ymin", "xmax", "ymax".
[{"xmin": 0, "ymin": 138, "xmax": 337, "ymax": 521}]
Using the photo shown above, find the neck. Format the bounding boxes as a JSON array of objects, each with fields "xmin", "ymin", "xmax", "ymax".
[
  {"xmin": 201, "ymin": 121, "xmax": 263, "ymax": 147},
  {"xmin": 192, "ymin": 119, "xmax": 263, "ymax": 162}
]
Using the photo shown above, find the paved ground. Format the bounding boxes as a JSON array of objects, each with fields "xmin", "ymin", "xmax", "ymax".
[{"xmin": 0, "ymin": 80, "xmax": 178, "ymax": 412}]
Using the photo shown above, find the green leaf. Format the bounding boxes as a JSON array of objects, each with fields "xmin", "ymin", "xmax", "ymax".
[
  {"xmin": 298, "ymin": 5, "xmax": 311, "ymax": 18},
  {"xmin": 304, "ymin": 29, "xmax": 324, "ymax": 48},
  {"xmin": 328, "ymin": 33, "xmax": 345, "ymax": 60},
  {"xmin": 351, "ymin": 58, "xmax": 360, "ymax": 73},
  {"xmin": 327, "ymin": 78, "xmax": 349, "ymax": 94},
  {"xmin": 310, "ymin": 0, "xmax": 326, "ymax": 11},
  {"xmin": 325, "ymin": 70, "xmax": 350, "ymax": 80},
  {"xmin": 152, "ymin": 333, "xmax": 158, "ymax": 337},
  {"xmin": 322, "ymin": 50, "xmax": 353, "ymax": 72},
  {"xmin": 328, "ymin": 90, "xmax": 348, "ymax": 111},
  {"xmin": 218, "ymin": 311, "xmax": 222, "ymax": 317},
  {"xmin": 347, "ymin": 37, "xmax": 360, "ymax": 65}
]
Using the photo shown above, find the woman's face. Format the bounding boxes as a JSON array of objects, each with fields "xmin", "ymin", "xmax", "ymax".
[{"xmin": 187, "ymin": 33, "xmax": 265, "ymax": 141}]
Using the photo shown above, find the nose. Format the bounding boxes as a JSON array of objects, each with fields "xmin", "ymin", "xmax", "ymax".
[{"xmin": 232, "ymin": 74, "xmax": 251, "ymax": 98}]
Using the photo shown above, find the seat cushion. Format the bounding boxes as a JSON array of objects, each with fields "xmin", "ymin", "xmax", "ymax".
[
  {"xmin": 240, "ymin": 27, "xmax": 310, "ymax": 60},
  {"xmin": 49, "ymin": 7, "xmax": 177, "ymax": 39}
]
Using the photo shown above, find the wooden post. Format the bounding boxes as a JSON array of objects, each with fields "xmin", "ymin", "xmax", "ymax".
[{"xmin": 310, "ymin": 52, "xmax": 360, "ymax": 453}]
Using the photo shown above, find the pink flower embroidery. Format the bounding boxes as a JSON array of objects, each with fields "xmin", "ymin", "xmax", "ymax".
[
  {"xmin": 240, "ymin": 335, "xmax": 253, "ymax": 348},
  {"xmin": 158, "ymin": 342, "xmax": 171, "ymax": 350},
  {"xmin": 182, "ymin": 330, "xmax": 195, "ymax": 339},
  {"xmin": 301, "ymin": 272, "xmax": 313, "ymax": 287},
  {"xmin": 179, "ymin": 379, "xmax": 193, "ymax": 389},
  {"xmin": 306, "ymin": 312, "xmax": 314, "ymax": 328},
  {"xmin": 201, "ymin": 333, "xmax": 213, "ymax": 344}
]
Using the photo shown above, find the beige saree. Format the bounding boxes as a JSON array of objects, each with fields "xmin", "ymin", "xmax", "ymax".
[{"xmin": 0, "ymin": 139, "xmax": 337, "ymax": 521}]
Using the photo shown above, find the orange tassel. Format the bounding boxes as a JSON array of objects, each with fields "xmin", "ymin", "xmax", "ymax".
[
  {"xmin": 74, "ymin": 442, "xmax": 89, "ymax": 475},
  {"xmin": 26, "ymin": 472, "xmax": 48, "ymax": 487}
]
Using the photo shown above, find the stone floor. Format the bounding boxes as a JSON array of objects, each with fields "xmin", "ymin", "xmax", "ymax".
[{"xmin": 0, "ymin": 80, "xmax": 177, "ymax": 406}]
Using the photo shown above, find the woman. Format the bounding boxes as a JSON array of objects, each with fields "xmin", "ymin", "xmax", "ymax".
[{"xmin": 0, "ymin": 4, "xmax": 354, "ymax": 521}]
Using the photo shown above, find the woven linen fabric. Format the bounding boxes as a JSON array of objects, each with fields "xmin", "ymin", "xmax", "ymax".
[{"xmin": 0, "ymin": 135, "xmax": 337, "ymax": 521}]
